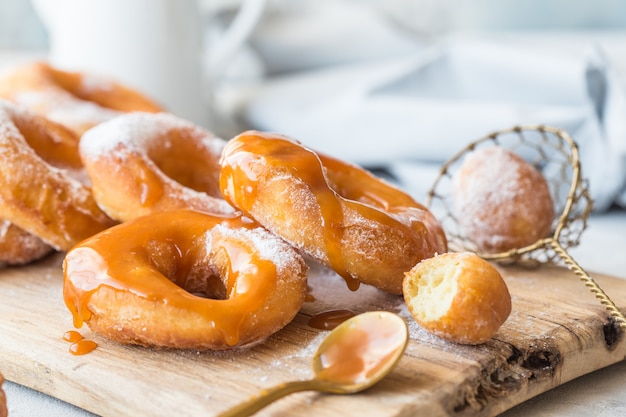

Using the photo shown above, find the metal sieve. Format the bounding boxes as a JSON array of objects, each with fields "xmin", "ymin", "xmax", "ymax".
[{"xmin": 426, "ymin": 125, "xmax": 626, "ymax": 329}]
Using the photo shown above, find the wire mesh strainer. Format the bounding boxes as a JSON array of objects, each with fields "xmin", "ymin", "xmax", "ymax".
[{"xmin": 427, "ymin": 125, "xmax": 626, "ymax": 329}]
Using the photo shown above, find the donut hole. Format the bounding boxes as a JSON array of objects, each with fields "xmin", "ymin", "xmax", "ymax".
[
  {"xmin": 452, "ymin": 146, "xmax": 555, "ymax": 254},
  {"xmin": 45, "ymin": 65, "xmax": 159, "ymax": 113},
  {"xmin": 403, "ymin": 252, "xmax": 512, "ymax": 345},
  {"xmin": 46, "ymin": 67, "xmax": 120, "ymax": 110},
  {"xmin": 144, "ymin": 238, "xmax": 227, "ymax": 300},
  {"xmin": 145, "ymin": 130, "xmax": 223, "ymax": 197},
  {"xmin": 10, "ymin": 109, "xmax": 82, "ymax": 169}
]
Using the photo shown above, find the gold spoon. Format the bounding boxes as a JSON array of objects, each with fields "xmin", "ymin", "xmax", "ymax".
[{"xmin": 218, "ymin": 311, "xmax": 409, "ymax": 417}]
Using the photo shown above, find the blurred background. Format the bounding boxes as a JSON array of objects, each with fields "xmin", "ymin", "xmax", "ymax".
[
  {"xmin": 2, "ymin": 0, "xmax": 626, "ymax": 209},
  {"xmin": 4, "ymin": 0, "xmax": 626, "ymax": 58}
]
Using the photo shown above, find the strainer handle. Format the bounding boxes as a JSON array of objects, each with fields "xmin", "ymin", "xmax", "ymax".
[{"xmin": 549, "ymin": 240, "xmax": 626, "ymax": 330}]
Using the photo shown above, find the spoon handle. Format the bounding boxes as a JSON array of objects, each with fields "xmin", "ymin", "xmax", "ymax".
[{"xmin": 217, "ymin": 379, "xmax": 319, "ymax": 417}]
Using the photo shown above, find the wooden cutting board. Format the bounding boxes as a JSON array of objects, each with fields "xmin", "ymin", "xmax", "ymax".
[{"xmin": 1, "ymin": 252, "xmax": 625, "ymax": 417}]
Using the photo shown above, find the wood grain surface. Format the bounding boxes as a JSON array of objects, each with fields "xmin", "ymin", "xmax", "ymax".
[{"xmin": 1, "ymin": 252, "xmax": 625, "ymax": 417}]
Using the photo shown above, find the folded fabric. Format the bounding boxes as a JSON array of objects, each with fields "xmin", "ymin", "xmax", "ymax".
[{"xmin": 242, "ymin": 39, "xmax": 626, "ymax": 211}]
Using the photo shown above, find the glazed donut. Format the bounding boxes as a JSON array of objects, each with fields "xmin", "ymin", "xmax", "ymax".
[
  {"xmin": 79, "ymin": 112, "xmax": 234, "ymax": 222},
  {"xmin": 0, "ymin": 61, "xmax": 163, "ymax": 135},
  {"xmin": 403, "ymin": 252, "xmax": 512, "ymax": 345},
  {"xmin": 0, "ymin": 100, "xmax": 116, "ymax": 251},
  {"xmin": 0, "ymin": 220, "xmax": 53, "ymax": 266},
  {"xmin": 452, "ymin": 146, "xmax": 555, "ymax": 254},
  {"xmin": 63, "ymin": 209, "xmax": 309, "ymax": 350},
  {"xmin": 0, "ymin": 372, "xmax": 6, "ymax": 417},
  {"xmin": 219, "ymin": 131, "xmax": 448, "ymax": 294}
]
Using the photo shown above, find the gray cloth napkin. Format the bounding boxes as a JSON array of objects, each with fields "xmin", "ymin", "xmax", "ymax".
[{"xmin": 243, "ymin": 39, "xmax": 626, "ymax": 211}]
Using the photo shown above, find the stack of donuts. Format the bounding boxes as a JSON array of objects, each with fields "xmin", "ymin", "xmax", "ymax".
[
  {"xmin": 0, "ymin": 62, "xmax": 517, "ymax": 353},
  {"xmin": 67, "ymin": 118, "xmax": 451, "ymax": 350},
  {"xmin": 0, "ymin": 61, "xmax": 165, "ymax": 265}
]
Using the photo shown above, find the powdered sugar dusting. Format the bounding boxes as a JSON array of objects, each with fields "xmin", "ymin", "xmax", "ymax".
[
  {"xmin": 79, "ymin": 73, "xmax": 115, "ymax": 93},
  {"xmin": 0, "ymin": 101, "xmax": 23, "ymax": 138},
  {"xmin": 79, "ymin": 112, "xmax": 233, "ymax": 218},
  {"xmin": 14, "ymin": 90, "xmax": 120, "ymax": 131},
  {"xmin": 80, "ymin": 112, "xmax": 180, "ymax": 157},
  {"xmin": 305, "ymin": 262, "xmax": 467, "ymax": 351},
  {"xmin": 80, "ymin": 111, "xmax": 225, "ymax": 160},
  {"xmin": 454, "ymin": 146, "xmax": 524, "ymax": 212},
  {"xmin": 211, "ymin": 223, "xmax": 306, "ymax": 277}
]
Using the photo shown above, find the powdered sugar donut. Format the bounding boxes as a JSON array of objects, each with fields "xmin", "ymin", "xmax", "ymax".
[
  {"xmin": 452, "ymin": 146, "xmax": 555, "ymax": 254},
  {"xmin": 0, "ymin": 61, "xmax": 163, "ymax": 135},
  {"xmin": 0, "ymin": 100, "xmax": 115, "ymax": 252},
  {"xmin": 80, "ymin": 112, "xmax": 234, "ymax": 222}
]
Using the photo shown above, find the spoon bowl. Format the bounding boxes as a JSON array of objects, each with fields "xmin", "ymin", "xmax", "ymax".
[{"xmin": 218, "ymin": 311, "xmax": 409, "ymax": 417}]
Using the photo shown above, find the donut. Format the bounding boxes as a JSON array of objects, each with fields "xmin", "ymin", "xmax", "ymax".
[
  {"xmin": 0, "ymin": 61, "xmax": 163, "ymax": 135},
  {"xmin": 0, "ymin": 220, "xmax": 53, "ymax": 266},
  {"xmin": 403, "ymin": 252, "xmax": 511, "ymax": 345},
  {"xmin": 0, "ymin": 100, "xmax": 116, "ymax": 251},
  {"xmin": 63, "ymin": 209, "xmax": 309, "ymax": 350},
  {"xmin": 79, "ymin": 112, "xmax": 234, "ymax": 222},
  {"xmin": 219, "ymin": 131, "xmax": 448, "ymax": 294},
  {"xmin": 452, "ymin": 146, "xmax": 555, "ymax": 254},
  {"xmin": 0, "ymin": 372, "xmax": 6, "ymax": 417}
]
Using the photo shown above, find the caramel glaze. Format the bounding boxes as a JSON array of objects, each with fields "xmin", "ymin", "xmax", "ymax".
[
  {"xmin": 62, "ymin": 330, "xmax": 83, "ymax": 343},
  {"xmin": 69, "ymin": 339, "xmax": 98, "ymax": 356},
  {"xmin": 63, "ymin": 330, "xmax": 97, "ymax": 355},
  {"xmin": 219, "ymin": 131, "xmax": 448, "ymax": 294},
  {"xmin": 63, "ymin": 209, "xmax": 303, "ymax": 349}
]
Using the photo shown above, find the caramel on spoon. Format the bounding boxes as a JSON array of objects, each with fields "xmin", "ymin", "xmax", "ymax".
[{"xmin": 218, "ymin": 311, "xmax": 408, "ymax": 417}]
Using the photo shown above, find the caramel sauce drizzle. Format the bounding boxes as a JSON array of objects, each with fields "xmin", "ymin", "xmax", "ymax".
[
  {"xmin": 62, "ymin": 330, "xmax": 83, "ymax": 343},
  {"xmin": 62, "ymin": 330, "xmax": 97, "ymax": 355},
  {"xmin": 63, "ymin": 210, "xmax": 277, "ymax": 347},
  {"xmin": 308, "ymin": 310, "xmax": 356, "ymax": 330},
  {"xmin": 220, "ymin": 133, "xmax": 357, "ymax": 290},
  {"xmin": 135, "ymin": 160, "xmax": 165, "ymax": 206},
  {"xmin": 69, "ymin": 339, "xmax": 98, "ymax": 356}
]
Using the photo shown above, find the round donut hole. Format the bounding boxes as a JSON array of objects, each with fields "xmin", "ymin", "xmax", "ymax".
[{"xmin": 144, "ymin": 238, "xmax": 228, "ymax": 300}]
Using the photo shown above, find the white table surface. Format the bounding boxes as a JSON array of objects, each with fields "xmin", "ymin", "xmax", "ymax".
[{"xmin": 2, "ymin": 31, "xmax": 626, "ymax": 416}]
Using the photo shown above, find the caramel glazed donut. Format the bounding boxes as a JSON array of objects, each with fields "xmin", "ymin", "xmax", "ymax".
[
  {"xmin": 219, "ymin": 131, "xmax": 448, "ymax": 294},
  {"xmin": 0, "ymin": 99, "xmax": 115, "ymax": 264},
  {"xmin": 63, "ymin": 209, "xmax": 309, "ymax": 350},
  {"xmin": 79, "ymin": 112, "xmax": 234, "ymax": 223},
  {"xmin": 0, "ymin": 61, "xmax": 163, "ymax": 136}
]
